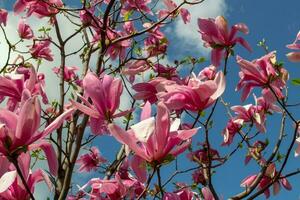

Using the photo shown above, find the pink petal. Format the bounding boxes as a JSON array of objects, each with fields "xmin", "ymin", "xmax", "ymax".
[
  {"xmin": 180, "ymin": 8, "xmax": 191, "ymax": 24},
  {"xmin": 141, "ymin": 101, "xmax": 152, "ymax": 120},
  {"xmin": 281, "ymin": 178, "xmax": 292, "ymax": 191},
  {"xmin": 16, "ymin": 97, "xmax": 41, "ymax": 141},
  {"xmin": 286, "ymin": 52, "xmax": 300, "ymax": 62},
  {"xmin": 108, "ymin": 124, "xmax": 151, "ymax": 161},
  {"xmin": 70, "ymin": 99, "xmax": 100, "ymax": 118},
  {"xmin": 29, "ymin": 141, "xmax": 58, "ymax": 176},
  {"xmin": 131, "ymin": 155, "xmax": 147, "ymax": 183},
  {"xmin": 0, "ymin": 170, "xmax": 17, "ymax": 193}
]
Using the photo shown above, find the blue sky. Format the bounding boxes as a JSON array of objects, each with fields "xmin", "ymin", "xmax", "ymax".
[{"xmin": 1, "ymin": 0, "xmax": 300, "ymax": 199}]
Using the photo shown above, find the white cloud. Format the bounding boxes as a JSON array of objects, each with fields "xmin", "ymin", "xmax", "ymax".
[{"xmin": 173, "ymin": 0, "xmax": 227, "ymax": 54}]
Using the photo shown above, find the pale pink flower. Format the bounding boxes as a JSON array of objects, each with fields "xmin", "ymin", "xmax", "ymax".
[
  {"xmin": 18, "ymin": 20, "xmax": 34, "ymax": 39},
  {"xmin": 76, "ymin": 147, "xmax": 106, "ymax": 172},
  {"xmin": 198, "ymin": 16, "xmax": 251, "ymax": 66}
]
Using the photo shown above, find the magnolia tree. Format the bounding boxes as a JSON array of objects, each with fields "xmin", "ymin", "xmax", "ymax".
[{"xmin": 0, "ymin": 0, "xmax": 299, "ymax": 200}]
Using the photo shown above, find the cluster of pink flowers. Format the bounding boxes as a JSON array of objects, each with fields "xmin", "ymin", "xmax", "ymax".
[{"xmin": 0, "ymin": 0, "xmax": 299, "ymax": 199}]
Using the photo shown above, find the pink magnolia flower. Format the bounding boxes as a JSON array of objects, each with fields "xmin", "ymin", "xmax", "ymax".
[
  {"xmin": 80, "ymin": 172, "xmax": 144, "ymax": 200},
  {"xmin": 30, "ymin": 40, "xmax": 54, "ymax": 61},
  {"xmin": 71, "ymin": 72, "xmax": 129, "ymax": 135},
  {"xmin": 0, "ymin": 153, "xmax": 52, "ymax": 199},
  {"xmin": 122, "ymin": 0, "xmax": 152, "ymax": 15},
  {"xmin": 144, "ymin": 23, "xmax": 168, "ymax": 56},
  {"xmin": 158, "ymin": 0, "xmax": 191, "ymax": 24},
  {"xmin": 222, "ymin": 118, "xmax": 243, "ymax": 146},
  {"xmin": 14, "ymin": 0, "xmax": 63, "ymax": 18},
  {"xmin": 108, "ymin": 102, "xmax": 199, "ymax": 164},
  {"xmin": 231, "ymin": 104, "xmax": 266, "ymax": 133},
  {"xmin": 106, "ymin": 31, "xmax": 131, "ymax": 61},
  {"xmin": 76, "ymin": 146, "xmax": 106, "ymax": 172},
  {"xmin": 198, "ymin": 65, "xmax": 217, "ymax": 80},
  {"xmin": 192, "ymin": 169, "xmax": 206, "ymax": 186},
  {"xmin": 0, "ymin": 9, "xmax": 8, "ymax": 26},
  {"xmin": 18, "ymin": 20, "xmax": 34, "ymax": 39},
  {"xmin": 123, "ymin": 21, "xmax": 135, "ymax": 35},
  {"xmin": 160, "ymin": 71, "xmax": 225, "ymax": 112},
  {"xmin": 236, "ymin": 52, "xmax": 287, "ymax": 101},
  {"xmin": 0, "ymin": 67, "xmax": 48, "ymax": 111},
  {"xmin": 0, "ymin": 97, "xmax": 74, "ymax": 175},
  {"xmin": 80, "ymin": 8, "xmax": 94, "ymax": 26},
  {"xmin": 244, "ymin": 140, "xmax": 267, "ymax": 165},
  {"xmin": 286, "ymin": 31, "xmax": 300, "ymax": 62},
  {"xmin": 241, "ymin": 163, "xmax": 292, "ymax": 198},
  {"xmin": 52, "ymin": 66, "xmax": 79, "ymax": 82},
  {"xmin": 163, "ymin": 185, "xmax": 196, "ymax": 200},
  {"xmin": 198, "ymin": 16, "xmax": 251, "ymax": 66},
  {"xmin": 188, "ymin": 146, "xmax": 221, "ymax": 165},
  {"xmin": 122, "ymin": 60, "xmax": 151, "ymax": 83}
]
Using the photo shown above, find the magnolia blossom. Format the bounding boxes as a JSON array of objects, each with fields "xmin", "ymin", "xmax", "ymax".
[
  {"xmin": 133, "ymin": 76, "xmax": 178, "ymax": 104},
  {"xmin": 106, "ymin": 31, "xmax": 131, "ymax": 61},
  {"xmin": 0, "ymin": 9, "xmax": 8, "ymax": 26},
  {"xmin": 18, "ymin": 20, "xmax": 34, "ymax": 39},
  {"xmin": 122, "ymin": 0, "xmax": 152, "ymax": 15},
  {"xmin": 222, "ymin": 118, "xmax": 243, "ymax": 146},
  {"xmin": 14, "ymin": 0, "xmax": 63, "ymax": 18},
  {"xmin": 244, "ymin": 140, "xmax": 267, "ymax": 165},
  {"xmin": 158, "ymin": 0, "xmax": 191, "ymax": 24},
  {"xmin": 144, "ymin": 23, "xmax": 168, "ymax": 56},
  {"xmin": 71, "ymin": 72, "xmax": 129, "ymax": 135},
  {"xmin": 0, "ymin": 153, "xmax": 52, "ymax": 199},
  {"xmin": 286, "ymin": 31, "xmax": 300, "ymax": 62},
  {"xmin": 163, "ymin": 184, "xmax": 196, "ymax": 200},
  {"xmin": 0, "ymin": 97, "xmax": 74, "ymax": 175},
  {"xmin": 76, "ymin": 147, "xmax": 106, "ymax": 172},
  {"xmin": 80, "ymin": 173, "xmax": 144, "ymax": 200},
  {"xmin": 231, "ymin": 104, "xmax": 266, "ymax": 133},
  {"xmin": 241, "ymin": 163, "xmax": 292, "ymax": 198},
  {"xmin": 0, "ymin": 67, "xmax": 48, "ymax": 111},
  {"xmin": 122, "ymin": 60, "xmax": 151, "ymax": 83},
  {"xmin": 198, "ymin": 16, "xmax": 251, "ymax": 66},
  {"xmin": 30, "ymin": 40, "xmax": 54, "ymax": 61},
  {"xmin": 108, "ymin": 102, "xmax": 199, "ymax": 163},
  {"xmin": 52, "ymin": 66, "xmax": 79, "ymax": 82},
  {"xmin": 236, "ymin": 52, "xmax": 288, "ymax": 101},
  {"xmin": 160, "ymin": 71, "xmax": 225, "ymax": 112}
]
